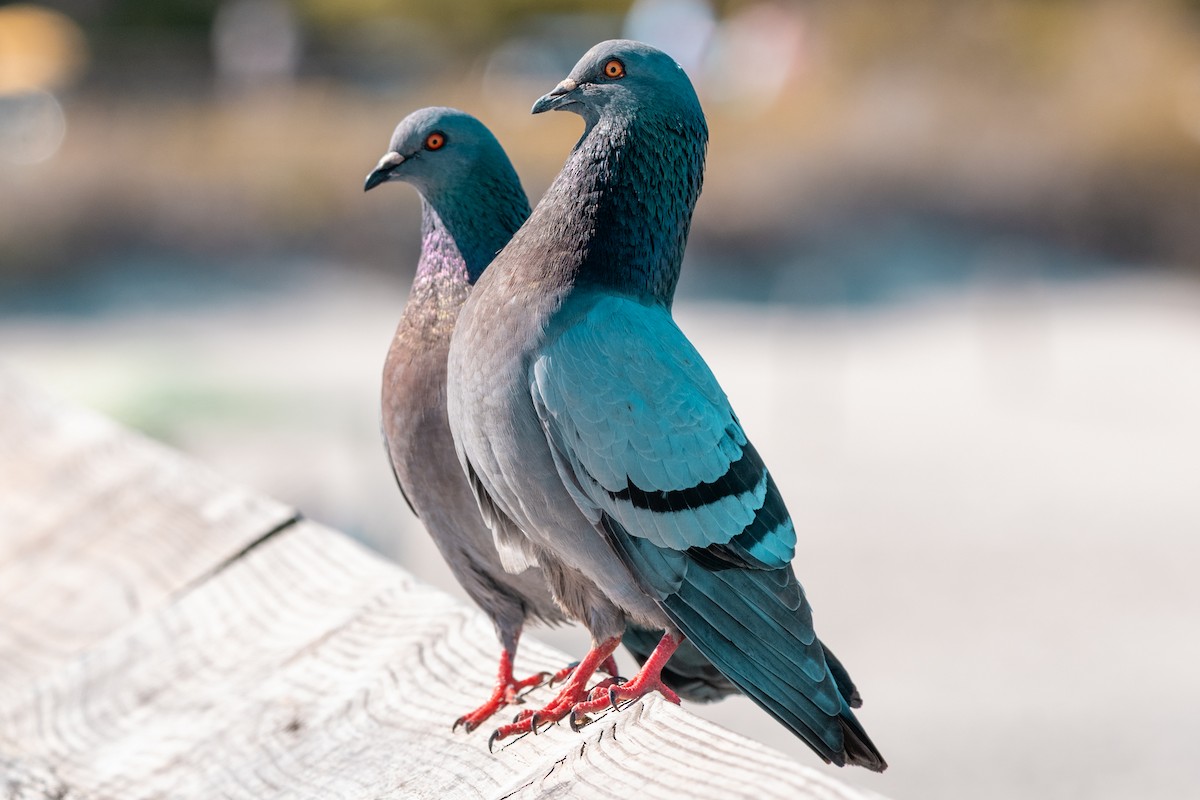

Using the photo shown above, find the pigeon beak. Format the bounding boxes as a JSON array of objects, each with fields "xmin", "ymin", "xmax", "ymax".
[
  {"xmin": 532, "ymin": 78, "xmax": 579, "ymax": 115},
  {"xmin": 364, "ymin": 151, "xmax": 405, "ymax": 192}
]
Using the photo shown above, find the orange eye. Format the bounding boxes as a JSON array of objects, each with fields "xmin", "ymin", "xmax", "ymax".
[
  {"xmin": 424, "ymin": 132, "xmax": 446, "ymax": 151},
  {"xmin": 603, "ymin": 59, "xmax": 625, "ymax": 79}
]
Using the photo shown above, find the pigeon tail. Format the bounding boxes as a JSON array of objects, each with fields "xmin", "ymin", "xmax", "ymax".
[
  {"xmin": 840, "ymin": 714, "xmax": 888, "ymax": 771},
  {"xmin": 821, "ymin": 641, "xmax": 864, "ymax": 709},
  {"xmin": 604, "ymin": 515, "xmax": 887, "ymax": 771}
]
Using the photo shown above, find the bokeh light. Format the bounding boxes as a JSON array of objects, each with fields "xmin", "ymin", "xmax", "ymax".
[
  {"xmin": 0, "ymin": 89, "xmax": 66, "ymax": 165},
  {"xmin": 212, "ymin": 0, "xmax": 302, "ymax": 88},
  {"xmin": 0, "ymin": 4, "xmax": 88, "ymax": 94},
  {"xmin": 0, "ymin": 4, "xmax": 87, "ymax": 166}
]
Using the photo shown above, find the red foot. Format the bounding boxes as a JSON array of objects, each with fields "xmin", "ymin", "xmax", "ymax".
[
  {"xmin": 487, "ymin": 637, "xmax": 622, "ymax": 751},
  {"xmin": 453, "ymin": 649, "xmax": 549, "ymax": 733},
  {"xmin": 547, "ymin": 654, "xmax": 621, "ymax": 687},
  {"xmin": 568, "ymin": 631, "xmax": 684, "ymax": 730}
]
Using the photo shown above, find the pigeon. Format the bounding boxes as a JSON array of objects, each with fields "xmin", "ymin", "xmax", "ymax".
[
  {"xmin": 446, "ymin": 42, "xmax": 886, "ymax": 770},
  {"xmin": 364, "ymin": 107, "xmax": 565, "ymax": 731},
  {"xmin": 363, "ymin": 106, "xmax": 736, "ymax": 734}
]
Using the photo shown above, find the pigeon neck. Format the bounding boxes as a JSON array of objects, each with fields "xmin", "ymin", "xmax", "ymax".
[
  {"xmin": 414, "ymin": 201, "xmax": 473, "ymax": 288},
  {"xmin": 417, "ymin": 167, "xmax": 530, "ymax": 285},
  {"xmin": 547, "ymin": 109, "xmax": 707, "ymax": 306}
]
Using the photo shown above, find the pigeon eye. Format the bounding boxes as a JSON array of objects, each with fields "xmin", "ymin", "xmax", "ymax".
[
  {"xmin": 603, "ymin": 59, "xmax": 625, "ymax": 79},
  {"xmin": 424, "ymin": 132, "xmax": 446, "ymax": 151}
]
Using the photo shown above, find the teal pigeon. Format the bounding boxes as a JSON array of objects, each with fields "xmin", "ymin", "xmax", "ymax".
[{"xmin": 446, "ymin": 42, "xmax": 885, "ymax": 770}]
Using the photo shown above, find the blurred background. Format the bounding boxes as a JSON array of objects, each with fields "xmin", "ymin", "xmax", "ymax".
[{"xmin": 2, "ymin": 1, "xmax": 1199, "ymax": 798}]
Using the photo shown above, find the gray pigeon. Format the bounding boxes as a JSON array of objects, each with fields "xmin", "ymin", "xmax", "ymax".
[
  {"xmin": 364, "ymin": 107, "xmax": 564, "ymax": 732},
  {"xmin": 364, "ymin": 106, "xmax": 735, "ymax": 733},
  {"xmin": 446, "ymin": 42, "xmax": 886, "ymax": 770}
]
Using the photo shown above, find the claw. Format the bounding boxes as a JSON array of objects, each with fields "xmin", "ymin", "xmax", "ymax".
[
  {"xmin": 485, "ymin": 638, "xmax": 623, "ymax": 749},
  {"xmin": 455, "ymin": 649, "xmax": 556, "ymax": 733},
  {"xmin": 569, "ymin": 707, "xmax": 590, "ymax": 732},
  {"xmin": 566, "ymin": 632, "xmax": 684, "ymax": 724}
]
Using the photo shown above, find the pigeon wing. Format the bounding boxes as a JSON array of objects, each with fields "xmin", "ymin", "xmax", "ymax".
[{"xmin": 531, "ymin": 295, "xmax": 885, "ymax": 770}]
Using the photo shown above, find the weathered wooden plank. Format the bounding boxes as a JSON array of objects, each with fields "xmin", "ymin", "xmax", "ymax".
[
  {"xmin": 0, "ymin": 374, "xmax": 297, "ymax": 694},
  {"xmin": 0, "ymin": 753, "xmax": 89, "ymax": 800},
  {"xmin": 0, "ymin": 376, "xmax": 888, "ymax": 799},
  {"xmin": 0, "ymin": 521, "xmax": 884, "ymax": 800}
]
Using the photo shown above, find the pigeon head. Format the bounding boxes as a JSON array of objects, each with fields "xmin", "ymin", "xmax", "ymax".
[
  {"xmin": 364, "ymin": 107, "xmax": 508, "ymax": 195},
  {"xmin": 364, "ymin": 107, "xmax": 530, "ymax": 282},
  {"xmin": 532, "ymin": 39, "xmax": 700, "ymax": 128},
  {"xmin": 521, "ymin": 40, "xmax": 707, "ymax": 305}
]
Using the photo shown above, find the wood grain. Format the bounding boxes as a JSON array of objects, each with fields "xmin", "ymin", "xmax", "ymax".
[
  {"xmin": 0, "ymin": 375, "xmax": 297, "ymax": 694},
  {"xmin": 0, "ymin": 375, "xmax": 888, "ymax": 800}
]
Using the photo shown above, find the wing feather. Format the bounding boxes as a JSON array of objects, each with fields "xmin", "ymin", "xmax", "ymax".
[
  {"xmin": 532, "ymin": 295, "xmax": 885, "ymax": 771},
  {"xmin": 533, "ymin": 296, "xmax": 795, "ymax": 566}
]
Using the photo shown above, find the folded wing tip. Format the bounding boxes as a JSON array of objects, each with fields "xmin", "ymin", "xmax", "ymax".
[{"xmin": 840, "ymin": 715, "xmax": 888, "ymax": 772}]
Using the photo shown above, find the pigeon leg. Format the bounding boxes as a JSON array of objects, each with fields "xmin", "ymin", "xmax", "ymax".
[
  {"xmin": 488, "ymin": 637, "xmax": 622, "ymax": 748},
  {"xmin": 569, "ymin": 631, "xmax": 683, "ymax": 728},
  {"xmin": 454, "ymin": 648, "xmax": 550, "ymax": 733}
]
